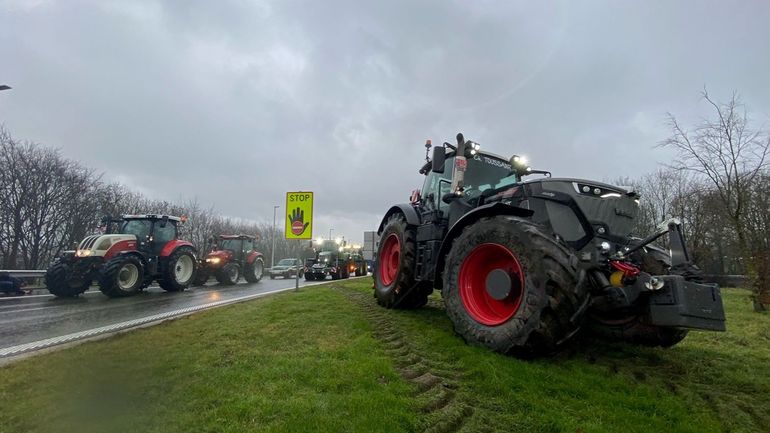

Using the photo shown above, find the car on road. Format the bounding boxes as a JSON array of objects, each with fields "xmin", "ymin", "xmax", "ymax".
[{"xmin": 269, "ymin": 258, "xmax": 303, "ymax": 279}]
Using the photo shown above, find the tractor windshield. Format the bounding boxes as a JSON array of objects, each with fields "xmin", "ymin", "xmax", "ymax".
[
  {"xmin": 318, "ymin": 251, "xmax": 333, "ymax": 263},
  {"xmin": 218, "ymin": 239, "xmax": 241, "ymax": 253},
  {"xmin": 464, "ymin": 156, "xmax": 518, "ymax": 196},
  {"xmin": 120, "ymin": 219, "xmax": 151, "ymax": 239}
]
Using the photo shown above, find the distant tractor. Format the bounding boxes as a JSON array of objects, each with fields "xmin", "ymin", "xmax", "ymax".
[
  {"xmin": 373, "ymin": 133, "xmax": 726, "ymax": 356},
  {"xmin": 304, "ymin": 240, "xmax": 354, "ymax": 281},
  {"xmin": 45, "ymin": 214, "xmax": 198, "ymax": 298},
  {"xmin": 194, "ymin": 234, "xmax": 265, "ymax": 285}
]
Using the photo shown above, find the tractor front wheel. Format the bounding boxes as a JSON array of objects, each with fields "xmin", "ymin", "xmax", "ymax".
[
  {"xmin": 46, "ymin": 262, "xmax": 90, "ymax": 298},
  {"xmin": 443, "ymin": 216, "xmax": 588, "ymax": 356},
  {"xmin": 98, "ymin": 255, "xmax": 145, "ymax": 298},
  {"xmin": 216, "ymin": 263, "xmax": 241, "ymax": 285},
  {"xmin": 374, "ymin": 213, "xmax": 431, "ymax": 309},
  {"xmin": 159, "ymin": 247, "xmax": 197, "ymax": 292},
  {"xmin": 244, "ymin": 258, "xmax": 264, "ymax": 283},
  {"xmin": 192, "ymin": 268, "xmax": 209, "ymax": 286}
]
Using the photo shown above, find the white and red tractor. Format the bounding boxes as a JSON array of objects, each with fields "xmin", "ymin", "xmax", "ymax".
[{"xmin": 45, "ymin": 214, "xmax": 198, "ymax": 298}]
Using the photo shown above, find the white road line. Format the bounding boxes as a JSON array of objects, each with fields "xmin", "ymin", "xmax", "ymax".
[{"xmin": 0, "ymin": 279, "xmax": 341, "ymax": 358}]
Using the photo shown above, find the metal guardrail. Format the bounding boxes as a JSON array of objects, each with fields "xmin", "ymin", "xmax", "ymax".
[{"xmin": 0, "ymin": 270, "xmax": 46, "ymax": 278}]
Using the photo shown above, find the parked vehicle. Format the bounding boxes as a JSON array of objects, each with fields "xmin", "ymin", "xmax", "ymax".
[
  {"xmin": 269, "ymin": 258, "xmax": 303, "ymax": 279},
  {"xmin": 373, "ymin": 133, "xmax": 726, "ymax": 356}
]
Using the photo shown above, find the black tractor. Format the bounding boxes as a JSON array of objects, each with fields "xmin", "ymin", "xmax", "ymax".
[{"xmin": 373, "ymin": 133, "xmax": 726, "ymax": 356}]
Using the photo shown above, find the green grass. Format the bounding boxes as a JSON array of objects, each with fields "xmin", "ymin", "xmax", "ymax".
[{"xmin": 1, "ymin": 282, "xmax": 768, "ymax": 433}]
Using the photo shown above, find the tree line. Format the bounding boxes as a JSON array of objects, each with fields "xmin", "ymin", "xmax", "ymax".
[
  {"xmin": 0, "ymin": 126, "xmax": 306, "ymax": 270},
  {"xmin": 1, "ymin": 91, "xmax": 768, "ymax": 309}
]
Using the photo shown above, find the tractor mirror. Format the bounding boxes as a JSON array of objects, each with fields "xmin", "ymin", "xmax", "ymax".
[{"xmin": 432, "ymin": 147, "xmax": 446, "ymax": 173}]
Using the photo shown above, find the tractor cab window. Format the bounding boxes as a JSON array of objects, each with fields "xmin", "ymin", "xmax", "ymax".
[
  {"xmin": 121, "ymin": 220, "xmax": 151, "ymax": 241},
  {"xmin": 421, "ymin": 157, "xmax": 453, "ymax": 212},
  {"xmin": 243, "ymin": 239, "xmax": 254, "ymax": 252},
  {"xmin": 218, "ymin": 239, "xmax": 241, "ymax": 253},
  {"xmin": 318, "ymin": 251, "xmax": 332, "ymax": 263},
  {"xmin": 463, "ymin": 156, "xmax": 517, "ymax": 200},
  {"xmin": 153, "ymin": 222, "xmax": 176, "ymax": 245}
]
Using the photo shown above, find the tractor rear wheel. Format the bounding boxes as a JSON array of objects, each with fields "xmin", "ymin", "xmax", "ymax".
[
  {"xmin": 244, "ymin": 258, "xmax": 264, "ymax": 283},
  {"xmin": 46, "ymin": 262, "xmax": 90, "ymax": 298},
  {"xmin": 216, "ymin": 263, "xmax": 240, "ymax": 285},
  {"xmin": 159, "ymin": 246, "xmax": 197, "ymax": 292},
  {"xmin": 374, "ymin": 213, "xmax": 431, "ymax": 309},
  {"xmin": 305, "ymin": 273, "xmax": 315, "ymax": 281},
  {"xmin": 443, "ymin": 216, "xmax": 588, "ymax": 356},
  {"xmin": 98, "ymin": 255, "xmax": 145, "ymax": 298}
]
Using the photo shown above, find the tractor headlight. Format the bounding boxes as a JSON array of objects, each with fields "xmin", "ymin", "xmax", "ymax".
[
  {"xmin": 75, "ymin": 249, "xmax": 92, "ymax": 257},
  {"xmin": 206, "ymin": 257, "xmax": 221, "ymax": 264}
]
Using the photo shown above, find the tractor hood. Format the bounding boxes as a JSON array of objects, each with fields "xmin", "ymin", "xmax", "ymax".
[
  {"xmin": 205, "ymin": 250, "xmax": 232, "ymax": 266},
  {"xmin": 76, "ymin": 234, "xmax": 137, "ymax": 258}
]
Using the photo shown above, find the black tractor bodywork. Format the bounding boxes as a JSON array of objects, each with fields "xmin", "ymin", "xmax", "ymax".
[{"xmin": 373, "ymin": 134, "xmax": 725, "ymax": 356}]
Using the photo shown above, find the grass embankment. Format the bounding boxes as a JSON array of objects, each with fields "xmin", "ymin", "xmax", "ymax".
[{"xmin": 0, "ymin": 282, "xmax": 767, "ymax": 433}]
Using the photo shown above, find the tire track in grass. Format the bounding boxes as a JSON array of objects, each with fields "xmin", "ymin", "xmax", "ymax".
[{"xmin": 337, "ymin": 286, "xmax": 478, "ymax": 433}]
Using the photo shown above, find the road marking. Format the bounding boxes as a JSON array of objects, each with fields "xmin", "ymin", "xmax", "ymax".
[{"xmin": 0, "ymin": 279, "xmax": 344, "ymax": 359}]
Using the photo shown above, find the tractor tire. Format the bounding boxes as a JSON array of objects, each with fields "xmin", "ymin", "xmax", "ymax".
[
  {"xmin": 98, "ymin": 255, "xmax": 145, "ymax": 298},
  {"xmin": 270, "ymin": 274, "xmax": 275, "ymax": 279},
  {"xmin": 244, "ymin": 258, "xmax": 264, "ymax": 283},
  {"xmin": 46, "ymin": 262, "xmax": 90, "ymax": 298},
  {"xmin": 305, "ymin": 273, "xmax": 314, "ymax": 281},
  {"xmin": 192, "ymin": 268, "xmax": 209, "ymax": 286},
  {"xmin": 587, "ymin": 249, "xmax": 688, "ymax": 347},
  {"xmin": 443, "ymin": 216, "xmax": 588, "ymax": 356},
  {"xmin": 216, "ymin": 263, "xmax": 240, "ymax": 285},
  {"xmin": 159, "ymin": 246, "xmax": 197, "ymax": 292},
  {"xmin": 374, "ymin": 213, "xmax": 431, "ymax": 309}
]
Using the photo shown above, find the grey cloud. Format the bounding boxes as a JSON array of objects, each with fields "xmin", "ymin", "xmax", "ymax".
[{"xmin": 1, "ymin": 0, "xmax": 769, "ymax": 243}]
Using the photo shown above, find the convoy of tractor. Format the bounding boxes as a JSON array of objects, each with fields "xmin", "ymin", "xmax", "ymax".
[{"xmin": 38, "ymin": 132, "xmax": 726, "ymax": 358}]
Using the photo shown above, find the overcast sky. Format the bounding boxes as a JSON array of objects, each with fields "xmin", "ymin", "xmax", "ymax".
[{"xmin": 2, "ymin": 0, "xmax": 769, "ymax": 243}]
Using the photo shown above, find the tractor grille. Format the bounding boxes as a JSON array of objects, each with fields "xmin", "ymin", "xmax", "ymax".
[{"xmin": 78, "ymin": 235, "xmax": 101, "ymax": 250}]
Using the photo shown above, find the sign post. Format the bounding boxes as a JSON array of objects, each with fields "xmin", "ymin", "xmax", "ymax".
[{"xmin": 285, "ymin": 192, "xmax": 313, "ymax": 291}]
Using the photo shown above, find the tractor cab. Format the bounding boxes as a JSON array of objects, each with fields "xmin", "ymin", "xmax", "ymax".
[
  {"xmin": 217, "ymin": 235, "xmax": 256, "ymax": 263},
  {"xmin": 120, "ymin": 215, "xmax": 181, "ymax": 255}
]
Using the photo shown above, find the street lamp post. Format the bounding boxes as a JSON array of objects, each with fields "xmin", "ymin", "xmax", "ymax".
[{"xmin": 271, "ymin": 205, "xmax": 279, "ymax": 269}]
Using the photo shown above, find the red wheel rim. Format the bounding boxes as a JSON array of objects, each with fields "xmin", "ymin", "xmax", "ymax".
[
  {"xmin": 379, "ymin": 233, "xmax": 401, "ymax": 286},
  {"xmin": 458, "ymin": 243, "xmax": 524, "ymax": 326}
]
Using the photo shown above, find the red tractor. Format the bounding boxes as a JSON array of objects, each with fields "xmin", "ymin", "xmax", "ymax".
[
  {"xmin": 45, "ymin": 214, "xmax": 198, "ymax": 298},
  {"xmin": 193, "ymin": 234, "xmax": 265, "ymax": 285}
]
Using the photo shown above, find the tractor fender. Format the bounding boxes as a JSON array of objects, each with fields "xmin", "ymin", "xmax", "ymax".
[
  {"xmin": 104, "ymin": 239, "xmax": 138, "ymax": 261},
  {"xmin": 377, "ymin": 204, "xmax": 421, "ymax": 234},
  {"xmin": 246, "ymin": 251, "xmax": 264, "ymax": 264},
  {"xmin": 433, "ymin": 202, "xmax": 534, "ymax": 288},
  {"xmin": 159, "ymin": 240, "xmax": 196, "ymax": 258},
  {"xmin": 107, "ymin": 250, "xmax": 148, "ymax": 268}
]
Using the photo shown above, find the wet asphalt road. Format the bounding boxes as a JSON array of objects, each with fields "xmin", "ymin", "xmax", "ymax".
[{"xmin": 0, "ymin": 275, "xmax": 349, "ymax": 350}]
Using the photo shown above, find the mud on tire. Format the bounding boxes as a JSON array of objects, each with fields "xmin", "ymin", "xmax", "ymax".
[
  {"xmin": 46, "ymin": 262, "xmax": 90, "ymax": 298},
  {"xmin": 374, "ymin": 213, "xmax": 432, "ymax": 309},
  {"xmin": 443, "ymin": 216, "xmax": 588, "ymax": 356},
  {"xmin": 159, "ymin": 246, "xmax": 197, "ymax": 292}
]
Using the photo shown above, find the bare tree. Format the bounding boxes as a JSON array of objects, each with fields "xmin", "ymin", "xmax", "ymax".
[{"xmin": 660, "ymin": 90, "xmax": 770, "ymax": 310}]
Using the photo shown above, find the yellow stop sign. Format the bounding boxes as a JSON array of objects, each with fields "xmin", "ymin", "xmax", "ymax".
[{"xmin": 285, "ymin": 191, "xmax": 313, "ymax": 240}]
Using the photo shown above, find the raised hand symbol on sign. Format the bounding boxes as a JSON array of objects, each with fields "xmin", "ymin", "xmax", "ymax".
[{"xmin": 288, "ymin": 207, "xmax": 310, "ymax": 236}]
